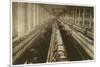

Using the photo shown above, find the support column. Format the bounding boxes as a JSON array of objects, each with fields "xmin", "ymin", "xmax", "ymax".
[
  {"xmin": 17, "ymin": 3, "xmax": 26, "ymax": 36},
  {"xmin": 82, "ymin": 8, "xmax": 85, "ymax": 28},
  {"xmin": 75, "ymin": 8, "xmax": 77, "ymax": 25},
  {"xmin": 23, "ymin": 3, "xmax": 28, "ymax": 34},
  {"xmin": 32, "ymin": 3, "xmax": 36, "ymax": 30},
  {"xmin": 27, "ymin": 3, "xmax": 33, "ymax": 32},
  {"xmin": 89, "ymin": 9, "xmax": 92, "ymax": 29},
  {"xmin": 36, "ymin": 4, "xmax": 39, "ymax": 28},
  {"xmin": 37, "ymin": 4, "xmax": 39, "ymax": 28},
  {"xmin": 78, "ymin": 8, "xmax": 80, "ymax": 26},
  {"xmin": 72, "ymin": 8, "xmax": 75, "ymax": 25},
  {"xmin": 12, "ymin": 3, "xmax": 18, "ymax": 38}
]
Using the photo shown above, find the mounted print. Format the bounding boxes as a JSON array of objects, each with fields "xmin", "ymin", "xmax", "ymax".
[{"xmin": 11, "ymin": 0, "xmax": 95, "ymax": 66}]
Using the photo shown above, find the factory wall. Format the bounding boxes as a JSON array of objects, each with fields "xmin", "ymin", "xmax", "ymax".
[{"xmin": 12, "ymin": 2, "xmax": 55, "ymax": 39}]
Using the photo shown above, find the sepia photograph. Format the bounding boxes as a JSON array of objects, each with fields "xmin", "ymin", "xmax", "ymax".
[{"xmin": 12, "ymin": 1, "xmax": 94, "ymax": 65}]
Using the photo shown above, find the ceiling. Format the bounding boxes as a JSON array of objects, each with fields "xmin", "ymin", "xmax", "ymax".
[
  {"xmin": 42, "ymin": 4, "xmax": 67, "ymax": 17},
  {"xmin": 41, "ymin": 4, "xmax": 93, "ymax": 18}
]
